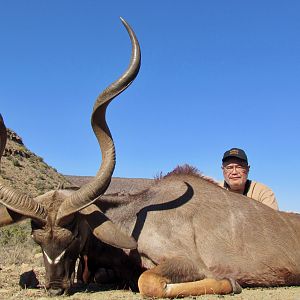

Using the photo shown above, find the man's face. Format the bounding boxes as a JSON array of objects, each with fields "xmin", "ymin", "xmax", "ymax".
[{"xmin": 222, "ymin": 158, "xmax": 250, "ymax": 192}]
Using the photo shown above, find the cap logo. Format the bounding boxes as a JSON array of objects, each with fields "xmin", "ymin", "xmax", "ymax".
[{"xmin": 229, "ymin": 149, "xmax": 239, "ymax": 155}]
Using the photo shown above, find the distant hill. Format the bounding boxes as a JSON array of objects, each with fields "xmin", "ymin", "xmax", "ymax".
[
  {"xmin": 0, "ymin": 128, "xmax": 154, "ymax": 196},
  {"xmin": 65, "ymin": 175, "xmax": 154, "ymax": 194}
]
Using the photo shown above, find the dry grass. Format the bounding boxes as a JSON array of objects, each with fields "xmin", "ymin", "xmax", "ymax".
[{"xmin": 0, "ymin": 221, "xmax": 41, "ymax": 266}]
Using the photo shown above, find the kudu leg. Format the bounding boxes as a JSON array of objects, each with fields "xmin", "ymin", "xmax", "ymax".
[{"xmin": 138, "ymin": 258, "xmax": 242, "ymax": 298}]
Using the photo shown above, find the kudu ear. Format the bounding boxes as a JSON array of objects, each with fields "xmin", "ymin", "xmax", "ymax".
[{"xmin": 80, "ymin": 204, "xmax": 137, "ymax": 250}]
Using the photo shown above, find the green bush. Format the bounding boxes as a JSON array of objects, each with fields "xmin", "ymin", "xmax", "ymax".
[
  {"xmin": 0, "ymin": 222, "xmax": 31, "ymax": 246},
  {"xmin": 12, "ymin": 158, "xmax": 22, "ymax": 167}
]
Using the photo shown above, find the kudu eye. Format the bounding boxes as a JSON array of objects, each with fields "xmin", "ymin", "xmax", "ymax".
[
  {"xmin": 63, "ymin": 217, "xmax": 79, "ymax": 238},
  {"xmin": 31, "ymin": 219, "xmax": 44, "ymax": 230}
]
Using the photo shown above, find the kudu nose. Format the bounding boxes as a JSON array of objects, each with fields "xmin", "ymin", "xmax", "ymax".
[{"xmin": 48, "ymin": 287, "xmax": 64, "ymax": 296}]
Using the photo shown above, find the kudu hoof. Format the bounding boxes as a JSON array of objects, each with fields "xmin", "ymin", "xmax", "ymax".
[{"xmin": 228, "ymin": 278, "xmax": 242, "ymax": 294}]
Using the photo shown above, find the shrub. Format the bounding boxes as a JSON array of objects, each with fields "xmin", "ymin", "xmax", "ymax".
[
  {"xmin": 1, "ymin": 174, "xmax": 12, "ymax": 181},
  {"xmin": 0, "ymin": 222, "xmax": 31, "ymax": 246},
  {"xmin": 35, "ymin": 182, "xmax": 46, "ymax": 192},
  {"xmin": 12, "ymin": 158, "xmax": 22, "ymax": 167},
  {"xmin": 36, "ymin": 156, "xmax": 44, "ymax": 163}
]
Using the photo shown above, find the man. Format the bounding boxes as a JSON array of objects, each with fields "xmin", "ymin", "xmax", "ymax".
[{"xmin": 220, "ymin": 147, "xmax": 279, "ymax": 210}]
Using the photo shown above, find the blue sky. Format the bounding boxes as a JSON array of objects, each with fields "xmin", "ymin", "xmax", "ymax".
[{"xmin": 0, "ymin": 1, "xmax": 299, "ymax": 212}]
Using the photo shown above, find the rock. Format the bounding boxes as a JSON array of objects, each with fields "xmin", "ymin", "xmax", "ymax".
[
  {"xmin": 19, "ymin": 270, "xmax": 39, "ymax": 289},
  {"xmin": 7, "ymin": 129, "xmax": 24, "ymax": 145}
]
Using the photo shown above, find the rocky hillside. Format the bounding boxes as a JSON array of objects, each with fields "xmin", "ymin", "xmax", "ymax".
[{"xmin": 0, "ymin": 128, "xmax": 71, "ymax": 196}]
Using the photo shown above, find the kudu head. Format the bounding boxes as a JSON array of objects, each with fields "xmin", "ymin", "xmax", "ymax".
[{"xmin": 0, "ymin": 17, "xmax": 140, "ymax": 296}]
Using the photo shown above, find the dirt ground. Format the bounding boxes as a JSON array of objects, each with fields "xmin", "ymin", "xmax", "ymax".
[{"xmin": 0, "ymin": 261, "xmax": 300, "ymax": 300}]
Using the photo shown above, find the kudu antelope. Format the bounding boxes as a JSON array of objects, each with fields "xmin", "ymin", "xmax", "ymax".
[
  {"xmin": 1, "ymin": 19, "xmax": 300, "ymax": 298},
  {"xmin": 0, "ymin": 18, "xmax": 139, "ymax": 296}
]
